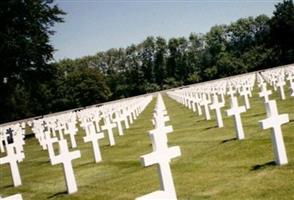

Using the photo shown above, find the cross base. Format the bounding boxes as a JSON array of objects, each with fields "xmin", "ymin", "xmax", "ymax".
[{"xmin": 135, "ymin": 190, "xmax": 177, "ymax": 200}]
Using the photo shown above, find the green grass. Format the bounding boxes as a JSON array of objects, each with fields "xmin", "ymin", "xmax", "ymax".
[{"xmin": 1, "ymin": 84, "xmax": 294, "ymax": 200}]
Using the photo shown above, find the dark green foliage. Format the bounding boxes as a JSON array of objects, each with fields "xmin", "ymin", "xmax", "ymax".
[
  {"xmin": 269, "ymin": 0, "xmax": 294, "ymax": 65},
  {"xmin": 0, "ymin": 0, "xmax": 65, "ymax": 122},
  {"xmin": 1, "ymin": 0, "xmax": 294, "ymax": 123}
]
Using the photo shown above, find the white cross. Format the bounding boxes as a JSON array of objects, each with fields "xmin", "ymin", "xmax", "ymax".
[
  {"xmin": 190, "ymin": 96, "xmax": 197, "ymax": 113},
  {"xmin": 0, "ymin": 194, "xmax": 22, "ymax": 200},
  {"xmin": 227, "ymin": 85, "xmax": 236, "ymax": 98},
  {"xmin": 12, "ymin": 134, "xmax": 25, "ymax": 162},
  {"xmin": 136, "ymin": 129, "xmax": 181, "ymax": 200},
  {"xmin": 101, "ymin": 115, "xmax": 116, "ymax": 146},
  {"xmin": 51, "ymin": 139, "xmax": 81, "ymax": 194},
  {"xmin": 0, "ymin": 144, "xmax": 22, "ymax": 187},
  {"xmin": 209, "ymin": 94, "xmax": 225, "ymax": 128},
  {"xmin": 200, "ymin": 93, "xmax": 211, "ymax": 120},
  {"xmin": 259, "ymin": 100, "xmax": 289, "ymax": 165},
  {"xmin": 44, "ymin": 131, "xmax": 58, "ymax": 161},
  {"xmin": 239, "ymin": 86, "xmax": 251, "ymax": 109},
  {"xmin": 83, "ymin": 122, "xmax": 104, "ymax": 163},
  {"xmin": 290, "ymin": 81, "xmax": 294, "ymax": 97},
  {"xmin": 55, "ymin": 121, "xmax": 65, "ymax": 141},
  {"xmin": 122, "ymin": 109, "xmax": 130, "ymax": 129},
  {"xmin": 226, "ymin": 96, "xmax": 246, "ymax": 140},
  {"xmin": 112, "ymin": 111, "xmax": 124, "ymax": 136},
  {"xmin": 127, "ymin": 107, "xmax": 134, "ymax": 124},
  {"xmin": 65, "ymin": 122, "xmax": 78, "ymax": 148},
  {"xmin": 93, "ymin": 112, "xmax": 101, "ymax": 132},
  {"xmin": 276, "ymin": 76, "xmax": 286, "ymax": 100},
  {"xmin": 196, "ymin": 94, "xmax": 202, "ymax": 116},
  {"xmin": 259, "ymin": 82, "xmax": 272, "ymax": 103},
  {"xmin": 0, "ymin": 132, "xmax": 5, "ymax": 152}
]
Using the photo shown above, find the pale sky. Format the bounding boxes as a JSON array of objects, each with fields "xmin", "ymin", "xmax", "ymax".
[{"xmin": 51, "ymin": 0, "xmax": 282, "ymax": 61}]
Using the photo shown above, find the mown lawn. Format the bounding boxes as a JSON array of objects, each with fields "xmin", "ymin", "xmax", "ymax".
[{"xmin": 1, "ymin": 84, "xmax": 294, "ymax": 200}]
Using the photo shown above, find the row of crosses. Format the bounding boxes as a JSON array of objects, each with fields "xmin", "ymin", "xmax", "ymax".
[
  {"xmin": 168, "ymin": 66, "xmax": 293, "ymax": 167},
  {"xmin": 136, "ymin": 94, "xmax": 181, "ymax": 200},
  {"xmin": 0, "ymin": 95, "xmax": 153, "ymax": 199}
]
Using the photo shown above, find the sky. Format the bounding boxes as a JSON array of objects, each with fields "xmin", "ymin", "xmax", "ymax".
[{"xmin": 51, "ymin": 0, "xmax": 282, "ymax": 61}]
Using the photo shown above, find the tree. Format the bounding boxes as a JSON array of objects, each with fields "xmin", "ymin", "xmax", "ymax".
[
  {"xmin": 154, "ymin": 37, "xmax": 167, "ymax": 87},
  {"xmin": 56, "ymin": 68, "xmax": 111, "ymax": 109},
  {"xmin": 269, "ymin": 0, "xmax": 294, "ymax": 65},
  {"xmin": 140, "ymin": 37, "xmax": 156, "ymax": 84},
  {"xmin": 0, "ymin": 0, "xmax": 65, "ymax": 122}
]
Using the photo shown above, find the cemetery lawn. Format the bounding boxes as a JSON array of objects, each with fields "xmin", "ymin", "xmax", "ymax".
[{"xmin": 1, "ymin": 86, "xmax": 294, "ymax": 200}]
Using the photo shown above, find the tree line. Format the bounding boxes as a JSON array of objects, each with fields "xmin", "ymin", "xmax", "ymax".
[{"xmin": 0, "ymin": 0, "xmax": 293, "ymax": 123}]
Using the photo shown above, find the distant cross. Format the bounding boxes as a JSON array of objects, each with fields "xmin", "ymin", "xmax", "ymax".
[
  {"xmin": 227, "ymin": 85, "xmax": 236, "ymax": 98},
  {"xmin": 153, "ymin": 111, "xmax": 170, "ymax": 129},
  {"xmin": 0, "ymin": 129, "xmax": 9, "ymax": 153},
  {"xmin": 239, "ymin": 86, "xmax": 251, "ymax": 109},
  {"xmin": 151, "ymin": 122, "xmax": 173, "ymax": 148},
  {"xmin": 190, "ymin": 93, "xmax": 198, "ymax": 113},
  {"xmin": 0, "ymin": 135, "xmax": 5, "ymax": 153},
  {"xmin": 56, "ymin": 121, "xmax": 65, "ymax": 140},
  {"xmin": 112, "ymin": 111, "xmax": 124, "ymax": 136},
  {"xmin": 183, "ymin": 93, "xmax": 189, "ymax": 108},
  {"xmin": 65, "ymin": 121, "xmax": 78, "ymax": 148},
  {"xmin": 276, "ymin": 76, "xmax": 286, "ymax": 100},
  {"xmin": 83, "ymin": 122, "xmax": 104, "ymax": 163},
  {"xmin": 51, "ymin": 139, "xmax": 81, "ymax": 194},
  {"xmin": 286, "ymin": 73, "xmax": 294, "ymax": 97},
  {"xmin": 0, "ymin": 144, "xmax": 22, "ymax": 187},
  {"xmin": 259, "ymin": 82, "xmax": 272, "ymax": 103},
  {"xmin": 259, "ymin": 100, "xmax": 289, "ymax": 165},
  {"xmin": 93, "ymin": 112, "xmax": 102, "ymax": 132},
  {"xmin": 44, "ymin": 131, "xmax": 58, "ymax": 160},
  {"xmin": 11, "ymin": 133, "xmax": 25, "ymax": 162},
  {"xmin": 196, "ymin": 94, "xmax": 202, "ymax": 116},
  {"xmin": 122, "ymin": 109, "xmax": 130, "ymax": 129},
  {"xmin": 127, "ymin": 107, "xmax": 134, "ymax": 124},
  {"xmin": 101, "ymin": 115, "xmax": 116, "ymax": 146},
  {"xmin": 187, "ymin": 94, "xmax": 193, "ymax": 110},
  {"xmin": 290, "ymin": 82, "xmax": 294, "ymax": 97},
  {"xmin": 200, "ymin": 93, "xmax": 211, "ymax": 120},
  {"xmin": 219, "ymin": 92, "xmax": 225, "ymax": 105},
  {"xmin": 226, "ymin": 96, "xmax": 246, "ymax": 140},
  {"xmin": 286, "ymin": 73, "xmax": 294, "ymax": 84},
  {"xmin": 191, "ymin": 98, "xmax": 197, "ymax": 113},
  {"xmin": 209, "ymin": 94, "xmax": 225, "ymax": 128},
  {"xmin": 132, "ymin": 106, "xmax": 138, "ymax": 121}
]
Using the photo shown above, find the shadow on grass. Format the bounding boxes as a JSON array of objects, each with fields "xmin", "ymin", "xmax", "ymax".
[
  {"xmin": 220, "ymin": 138, "xmax": 237, "ymax": 144},
  {"xmin": 251, "ymin": 161, "xmax": 276, "ymax": 171},
  {"xmin": 195, "ymin": 118, "xmax": 204, "ymax": 123},
  {"xmin": 78, "ymin": 161, "xmax": 94, "ymax": 167},
  {"xmin": 47, "ymin": 191, "xmax": 67, "ymax": 199},
  {"xmin": 24, "ymin": 133, "xmax": 35, "ymax": 139},
  {"xmin": 204, "ymin": 125, "xmax": 218, "ymax": 131},
  {"xmin": 247, "ymin": 112, "xmax": 265, "ymax": 118},
  {"xmin": 0, "ymin": 184, "xmax": 14, "ymax": 189}
]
